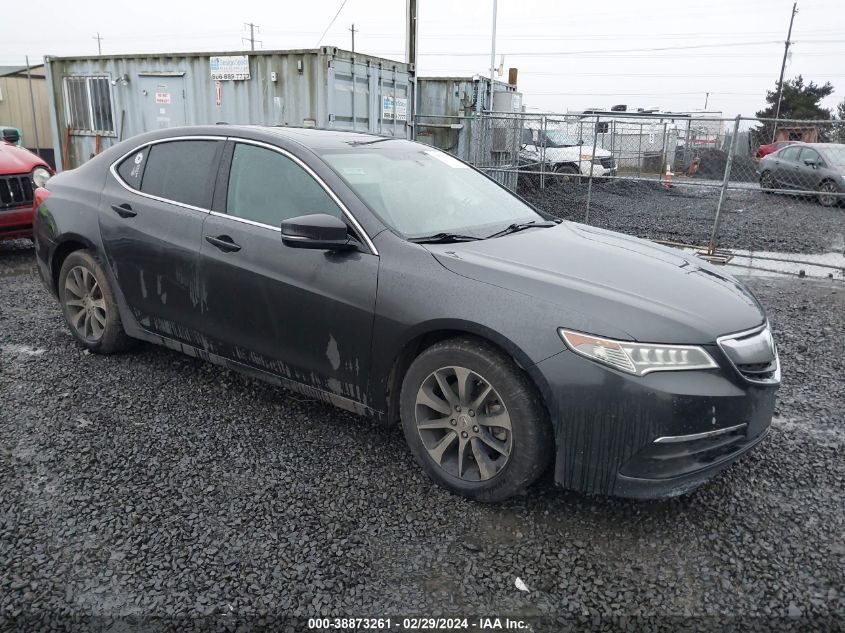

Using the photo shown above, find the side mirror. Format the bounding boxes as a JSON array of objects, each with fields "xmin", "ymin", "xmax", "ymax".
[
  {"xmin": 2, "ymin": 128, "xmax": 20, "ymax": 144},
  {"xmin": 281, "ymin": 213, "xmax": 355, "ymax": 250},
  {"xmin": 803, "ymin": 158, "xmax": 817, "ymax": 168}
]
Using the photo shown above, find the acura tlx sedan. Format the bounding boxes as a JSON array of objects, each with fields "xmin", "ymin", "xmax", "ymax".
[{"xmin": 32, "ymin": 126, "xmax": 780, "ymax": 502}]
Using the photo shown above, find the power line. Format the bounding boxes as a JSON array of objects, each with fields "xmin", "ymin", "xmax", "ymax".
[
  {"xmin": 242, "ymin": 22, "xmax": 261, "ymax": 51},
  {"xmin": 316, "ymin": 0, "xmax": 350, "ymax": 47}
]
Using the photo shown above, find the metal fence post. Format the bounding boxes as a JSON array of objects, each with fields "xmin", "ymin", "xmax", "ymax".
[
  {"xmin": 540, "ymin": 114, "xmax": 547, "ymax": 189},
  {"xmin": 584, "ymin": 115, "xmax": 600, "ymax": 225},
  {"xmin": 708, "ymin": 115, "xmax": 742, "ymax": 255}
]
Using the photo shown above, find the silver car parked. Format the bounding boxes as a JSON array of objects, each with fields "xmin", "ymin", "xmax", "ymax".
[{"xmin": 758, "ymin": 142, "xmax": 845, "ymax": 207}]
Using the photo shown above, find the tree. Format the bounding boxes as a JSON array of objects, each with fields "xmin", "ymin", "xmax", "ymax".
[
  {"xmin": 756, "ymin": 75, "xmax": 834, "ymax": 120},
  {"xmin": 753, "ymin": 75, "xmax": 835, "ymax": 145},
  {"xmin": 836, "ymin": 98, "xmax": 845, "ymax": 143}
]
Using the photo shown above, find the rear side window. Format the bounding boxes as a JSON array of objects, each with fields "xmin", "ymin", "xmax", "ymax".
[
  {"xmin": 225, "ymin": 143, "xmax": 341, "ymax": 227},
  {"xmin": 140, "ymin": 140, "xmax": 220, "ymax": 208},
  {"xmin": 116, "ymin": 147, "xmax": 148, "ymax": 190}
]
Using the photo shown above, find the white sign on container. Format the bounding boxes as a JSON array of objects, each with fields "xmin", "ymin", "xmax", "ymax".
[
  {"xmin": 382, "ymin": 95, "xmax": 408, "ymax": 121},
  {"xmin": 210, "ymin": 56, "xmax": 250, "ymax": 81}
]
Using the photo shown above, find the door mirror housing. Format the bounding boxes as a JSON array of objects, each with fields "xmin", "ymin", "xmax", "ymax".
[
  {"xmin": 281, "ymin": 213, "xmax": 355, "ymax": 250},
  {"xmin": 2, "ymin": 128, "xmax": 20, "ymax": 144},
  {"xmin": 803, "ymin": 158, "xmax": 817, "ymax": 168}
]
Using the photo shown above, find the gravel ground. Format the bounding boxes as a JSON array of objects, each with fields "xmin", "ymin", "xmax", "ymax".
[
  {"xmin": 519, "ymin": 179, "xmax": 845, "ymax": 254},
  {"xmin": 1, "ymin": 238, "xmax": 844, "ymax": 632}
]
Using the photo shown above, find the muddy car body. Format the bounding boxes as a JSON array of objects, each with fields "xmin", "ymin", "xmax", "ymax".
[{"xmin": 33, "ymin": 125, "xmax": 779, "ymax": 501}]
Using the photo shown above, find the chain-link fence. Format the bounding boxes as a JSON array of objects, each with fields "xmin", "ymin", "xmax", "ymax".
[{"xmin": 415, "ymin": 111, "xmax": 845, "ymax": 269}]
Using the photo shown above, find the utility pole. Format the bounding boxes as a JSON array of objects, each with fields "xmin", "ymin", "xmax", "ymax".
[
  {"xmin": 772, "ymin": 2, "xmax": 798, "ymax": 142},
  {"xmin": 406, "ymin": 0, "xmax": 418, "ymax": 68},
  {"xmin": 488, "ymin": 0, "xmax": 498, "ymax": 112},
  {"xmin": 349, "ymin": 23, "xmax": 358, "ymax": 55},
  {"xmin": 242, "ymin": 23, "xmax": 261, "ymax": 51},
  {"xmin": 93, "ymin": 32, "xmax": 103, "ymax": 55},
  {"xmin": 704, "ymin": 92, "xmax": 710, "ymax": 109}
]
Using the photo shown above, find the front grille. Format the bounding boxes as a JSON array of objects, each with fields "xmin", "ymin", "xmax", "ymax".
[
  {"xmin": 717, "ymin": 324, "xmax": 780, "ymax": 385},
  {"xmin": 0, "ymin": 174, "xmax": 34, "ymax": 210}
]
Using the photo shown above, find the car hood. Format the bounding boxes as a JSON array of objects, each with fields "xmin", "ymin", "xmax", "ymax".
[
  {"xmin": 0, "ymin": 141, "xmax": 49, "ymax": 173},
  {"xmin": 426, "ymin": 223, "xmax": 765, "ymax": 344},
  {"xmin": 540, "ymin": 146, "xmax": 612, "ymax": 160}
]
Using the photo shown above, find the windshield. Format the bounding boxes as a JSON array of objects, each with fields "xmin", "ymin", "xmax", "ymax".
[
  {"xmin": 821, "ymin": 146, "xmax": 845, "ymax": 167},
  {"xmin": 542, "ymin": 130, "xmax": 579, "ymax": 148},
  {"xmin": 319, "ymin": 142, "xmax": 542, "ymax": 239}
]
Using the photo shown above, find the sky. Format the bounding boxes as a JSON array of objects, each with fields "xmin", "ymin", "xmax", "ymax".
[{"xmin": 2, "ymin": 0, "xmax": 844, "ymax": 117}]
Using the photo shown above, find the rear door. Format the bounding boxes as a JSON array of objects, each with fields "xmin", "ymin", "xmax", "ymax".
[
  {"xmin": 197, "ymin": 139, "xmax": 379, "ymax": 406},
  {"xmin": 774, "ymin": 145, "xmax": 802, "ymax": 187},
  {"xmin": 99, "ymin": 137, "xmax": 223, "ymax": 344}
]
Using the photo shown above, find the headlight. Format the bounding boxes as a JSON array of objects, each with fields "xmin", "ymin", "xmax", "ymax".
[
  {"xmin": 31, "ymin": 166, "xmax": 51, "ymax": 188},
  {"xmin": 559, "ymin": 329, "xmax": 718, "ymax": 376}
]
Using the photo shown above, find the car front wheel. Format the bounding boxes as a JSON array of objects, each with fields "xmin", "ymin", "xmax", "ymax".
[
  {"xmin": 400, "ymin": 337, "xmax": 552, "ymax": 502},
  {"xmin": 817, "ymin": 180, "xmax": 840, "ymax": 207},
  {"xmin": 59, "ymin": 249, "xmax": 134, "ymax": 354}
]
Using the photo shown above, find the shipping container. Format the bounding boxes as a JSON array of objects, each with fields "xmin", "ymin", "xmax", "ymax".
[
  {"xmin": 44, "ymin": 47, "xmax": 412, "ymax": 170},
  {"xmin": 415, "ymin": 76, "xmax": 521, "ymax": 189}
]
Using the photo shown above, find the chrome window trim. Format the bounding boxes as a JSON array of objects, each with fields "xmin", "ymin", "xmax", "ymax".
[
  {"xmin": 109, "ymin": 135, "xmax": 222, "ymax": 214},
  {"xmin": 108, "ymin": 135, "xmax": 379, "ymax": 256},
  {"xmin": 654, "ymin": 422, "xmax": 747, "ymax": 444},
  {"xmin": 716, "ymin": 322, "xmax": 781, "ymax": 385},
  {"xmin": 223, "ymin": 137, "xmax": 379, "ymax": 256}
]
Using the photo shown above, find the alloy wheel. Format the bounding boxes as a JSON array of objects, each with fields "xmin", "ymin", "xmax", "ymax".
[
  {"xmin": 64, "ymin": 265, "xmax": 107, "ymax": 342},
  {"xmin": 818, "ymin": 181, "xmax": 838, "ymax": 207},
  {"xmin": 414, "ymin": 365, "xmax": 512, "ymax": 482}
]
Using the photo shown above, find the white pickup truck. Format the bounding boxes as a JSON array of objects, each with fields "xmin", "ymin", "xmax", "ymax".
[{"xmin": 519, "ymin": 126, "xmax": 616, "ymax": 182}]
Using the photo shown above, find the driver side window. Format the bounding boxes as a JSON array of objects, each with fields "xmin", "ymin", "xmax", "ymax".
[{"xmin": 226, "ymin": 143, "xmax": 341, "ymax": 227}]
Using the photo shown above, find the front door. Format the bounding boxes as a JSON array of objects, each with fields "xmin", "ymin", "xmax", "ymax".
[
  {"xmin": 197, "ymin": 140, "xmax": 379, "ymax": 406},
  {"xmin": 99, "ymin": 138, "xmax": 223, "ymax": 344},
  {"xmin": 138, "ymin": 75, "xmax": 187, "ymax": 131}
]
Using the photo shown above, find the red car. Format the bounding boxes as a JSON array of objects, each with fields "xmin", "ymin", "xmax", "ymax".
[
  {"xmin": 755, "ymin": 140, "xmax": 797, "ymax": 160},
  {"xmin": 1, "ymin": 127, "xmax": 53, "ymax": 241}
]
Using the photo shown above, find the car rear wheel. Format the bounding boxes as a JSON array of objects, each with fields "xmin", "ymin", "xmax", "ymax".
[
  {"xmin": 59, "ymin": 250, "xmax": 134, "ymax": 354},
  {"xmin": 400, "ymin": 337, "xmax": 552, "ymax": 502},
  {"xmin": 817, "ymin": 180, "xmax": 839, "ymax": 207},
  {"xmin": 759, "ymin": 170, "xmax": 775, "ymax": 193}
]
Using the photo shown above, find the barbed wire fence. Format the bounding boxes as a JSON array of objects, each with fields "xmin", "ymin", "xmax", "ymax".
[{"xmin": 415, "ymin": 111, "xmax": 845, "ymax": 273}]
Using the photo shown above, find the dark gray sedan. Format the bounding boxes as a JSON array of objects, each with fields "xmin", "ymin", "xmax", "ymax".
[
  {"xmin": 758, "ymin": 142, "xmax": 845, "ymax": 206},
  {"xmin": 33, "ymin": 125, "xmax": 779, "ymax": 502}
]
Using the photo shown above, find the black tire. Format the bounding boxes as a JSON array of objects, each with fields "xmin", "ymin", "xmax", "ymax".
[
  {"xmin": 400, "ymin": 336, "xmax": 553, "ymax": 502},
  {"xmin": 58, "ymin": 249, "xmax": 134, "ymax": 354},
  {"xmin": 551, "ymin": 163, "xmax": 581, "ymax": 184},
  {"xmin": 759, "ymin": 170, "xmax": 775, "ymax": 193}
]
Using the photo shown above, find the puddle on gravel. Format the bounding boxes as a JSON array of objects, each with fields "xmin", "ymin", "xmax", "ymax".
[{"xmin": 678, "ymin": 247, "xmax": 845, "ymax": 280}]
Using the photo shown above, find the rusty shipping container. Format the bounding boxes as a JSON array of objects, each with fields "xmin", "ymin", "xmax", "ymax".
[{"xmin": 44, "ymin": 47, "xmax": 413, "ymax": 170}]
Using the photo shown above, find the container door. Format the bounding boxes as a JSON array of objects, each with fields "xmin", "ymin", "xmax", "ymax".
[
  {"xmin": 372, "ymin": 67, "xmax": 411, "ymax": 138},
  {"xmin": 327, "ymin": 59, "xmax": 371, "ymax": 133},
  {"xmin": 138, "ymin": 75, "xmax": 187, "ymax": 131}
]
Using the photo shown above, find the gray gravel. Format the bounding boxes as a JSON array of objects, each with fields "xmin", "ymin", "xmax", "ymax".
[
  {"xmin": 520, "ymin": 179, "xmax": 845, "ymax": 254},
  {"xmin": 1, "ymin": 238, "xmax": 844, "ymax": 631}
]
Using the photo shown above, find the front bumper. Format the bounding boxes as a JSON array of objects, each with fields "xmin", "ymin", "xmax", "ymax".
[
  {"xmin": 0, "ymin": 206, "xmax": 35, "ymax": 240},
  {"xmin": 529, "ymin": 345, "xmax": 777, "ymax": 498}
]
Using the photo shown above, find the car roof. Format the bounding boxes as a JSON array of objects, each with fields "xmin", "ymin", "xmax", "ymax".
[{"xmin": 133, "ymin": 124, "xmax": 399, "ymax": 150}]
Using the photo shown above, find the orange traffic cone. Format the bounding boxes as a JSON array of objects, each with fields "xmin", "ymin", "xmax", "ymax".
[{"xmin": 662, "ymin": 163, "xmax": 674, "ymax": 189}]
